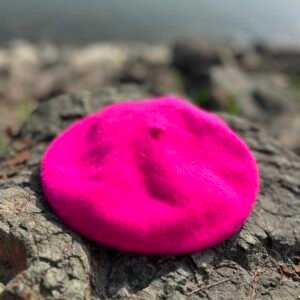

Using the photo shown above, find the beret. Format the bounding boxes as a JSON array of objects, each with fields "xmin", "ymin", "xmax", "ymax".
[{"xmin": 41, "ymin": 96, "xmax": 259, "ymax": 254}]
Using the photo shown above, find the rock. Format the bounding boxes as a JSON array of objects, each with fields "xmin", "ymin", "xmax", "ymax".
[
  {"xmin": 240, "ymin": 44, "xmax": 300, "ymax": 74},
  {"xmin": 0, "ymin": 87, "xmax": 300, "ymax": 300},
  {"xmin": 172, "ymin": 39, "xmax": 300, "ymax": 154},
  {"xmin": 0, "ymin": 41, "xmax": 172, "ymax": 105},
  {"xmin": 172, "ymin": 38, "xmax": 232, "ymax": 79},
  {"xmin": 118, "ymin": 57, "xmax": 182, "ymax": 94},
  {"xmin": 210, "ymin": 66, "xmax": 300, "ymax": 121},
  {"xmin": 0, "ymin": 41, "xmax": 175, "ymax": 151},
  {"xmin": 272, "ymin": 114, "xmax": 300, "ymax": 155},
  {"xmin": 172, "ymin": 38, "xmax": 243, "ymax": 95},
  {"xmin": 210, "ymin": 66, "xmax": 300, "ymax": 155}
]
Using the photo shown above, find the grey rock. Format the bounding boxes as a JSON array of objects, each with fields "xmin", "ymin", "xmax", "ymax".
[
  {"xmin": 172, "ymin": 38, "xmax": 231, "ymax": 79},
  {"xmin": 210, "ymin": 66, "xmax": 300, "ymax": 122},
  {"xmin": 0, "ymin": 86, "xmax": 299, "ymax": 299},
  {"xmin": 0, "ymin": 41, "xmax": 172, "ymax": 151},
  {"xmin": 172, "ymin": 40, "xmax": 300, "ymax": 155},
  {"xmin": 210, "ymin": 67, "xmax": 300, "ymax": 155},
  {"xmin": 271, "ymin": 114, "xmax": 300, "ymax": 155},
  {"xmin": 241, "ymin": 44, "xmax": 300, "ymax": 74}
]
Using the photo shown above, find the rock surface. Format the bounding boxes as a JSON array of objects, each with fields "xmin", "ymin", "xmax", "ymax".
[
  {"xmin": 172, "ymin": 39, "xmax": 300, "ymax": 155},
  {"xmin": 210, "ymin": 67, "xmax": 299, "ymax": 121},
  {"xmin": 0, "ymin": 86, "xmax": 299, "ymax": 300},
  {"xmin": 0, "ymin": 41, "xmax": 176, "ymax": 149},
  {"xmin": 1, "ymin": 39, "xmax": 300, "ymax": 155}
]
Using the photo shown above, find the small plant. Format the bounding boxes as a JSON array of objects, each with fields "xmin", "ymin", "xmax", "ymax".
[
  {"xmin": 194, "ymin": 87, "xmax": 212, "ymax": 107},
  {"xmin": 175, "ymin": 70, "xmax": 189, "ymax": 92},
  {"xmin": 289, "ymin": 75, "xmax": 300, "ymax": 102},
  {"xmin": 0, "ymin": 133, "xmax": 5, "ymax": 154},
  {"xmin": 17, "ymin": 100, "xmax": 35, "ymax": 124},
  {"xmin": 226, "ymin": 94, "xmax": 239, "ymax": 115}
]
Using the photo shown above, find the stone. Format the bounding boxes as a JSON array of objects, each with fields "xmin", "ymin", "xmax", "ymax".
[
  {"xmin": 210, "ymin": 66, "xmax": 299, "ymax": 122},
  {"xmin": 0, "ymin": 86, "xmax": 299, "ymax": 299}
]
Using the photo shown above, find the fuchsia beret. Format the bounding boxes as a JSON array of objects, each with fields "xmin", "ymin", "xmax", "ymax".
[{"xmin": 41, "ymin": 96, "xmax": 259, "ymax": 254}]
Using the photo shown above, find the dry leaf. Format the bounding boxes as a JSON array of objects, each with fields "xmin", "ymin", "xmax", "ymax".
[
  {"xmin": 280, "ymin": 265, "xmax": 294, "ymax": 276},
  {"xmin": 14, "ymin": 138, "xmax": 33, "ymax": 151},
  {"xmin": 4, "ymin": 150, "xmax": 30, "ymax": 166}
]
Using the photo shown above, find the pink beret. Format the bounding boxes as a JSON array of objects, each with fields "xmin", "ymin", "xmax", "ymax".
[{"xmin": 41, "ymin": 96, "xmax": 259, "ymax": 254}]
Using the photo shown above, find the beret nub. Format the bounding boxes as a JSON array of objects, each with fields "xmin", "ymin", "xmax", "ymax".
[{"xmin": 41, "ymin": 96, "xmax": 259, "ymax": 254}]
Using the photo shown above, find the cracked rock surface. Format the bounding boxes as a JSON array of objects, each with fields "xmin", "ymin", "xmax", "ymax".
[{"xmin": 0, "ymin": 85, "xmax": 299, "ymax": 299}]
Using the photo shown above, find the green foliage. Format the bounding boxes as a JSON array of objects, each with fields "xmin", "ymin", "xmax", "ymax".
[
  {"xmin": 226, "ymin": 94, "xmax": 239, "ymax": 115},
  {"xmin": 0, "ymin": 100, "xmax": 35, "ymax": 154},
  {"xmin": 289, "ymin": 75, "xmax": 300, "ymax": 102},
  {"xmin": 175, "ymin": 70, "xmax": 189, "ymax": 92},
  {"xmin": 194, "ymin": 87, "xmax": 212, "ymax": 107},
  {"xmin": 0, "ymin": 133, "xmax": 5, "ymax": 154},
  {"xmin": 17, "ymin": 100, "xmax": 35, "ymax": 123},
  {"xmin": 174, "ymin": 70, "xmax": 213, "ymax": 108}
]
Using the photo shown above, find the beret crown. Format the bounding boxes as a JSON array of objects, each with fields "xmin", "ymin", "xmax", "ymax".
[{"xmin": 41, "ymin": 96, "xmax": 259, "ymax": 254}]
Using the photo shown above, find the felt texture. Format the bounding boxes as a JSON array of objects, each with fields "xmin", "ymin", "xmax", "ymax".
[{"xmin": 41, "ymin": 96, "xmax": 259, "ymax": 254}]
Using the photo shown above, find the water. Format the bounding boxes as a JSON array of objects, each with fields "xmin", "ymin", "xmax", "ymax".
[{"xmin": 1, "ymin": 0, "xmax": 300, "ymax": 46}]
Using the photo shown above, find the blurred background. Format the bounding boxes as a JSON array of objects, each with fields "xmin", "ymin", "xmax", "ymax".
[{"xmin": 0, "ymin": 0, "xmax": 300, "ymax": 154}]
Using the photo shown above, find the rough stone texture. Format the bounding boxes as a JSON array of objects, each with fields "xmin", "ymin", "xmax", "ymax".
[
  {"xmin": 0, "ymin": 85, "xmax": 299, "ymax": 300},
  {"xmin": 210, "ymin": 67, "xmax": 299, "ymax": 121},
  {"xmin": 210, "ymin": 67, "xmax": 300, "ymax": 156},
  {"xmin": 240, "ymin": 44, "xmax": 300, "ymax": 74},
  {"xmin": 172, "ymin": 39, "xmax": 300, "ymax": 155},
  {"xmin": 0, "ymin": 41, "xmax": 176, "ymax": 149}
]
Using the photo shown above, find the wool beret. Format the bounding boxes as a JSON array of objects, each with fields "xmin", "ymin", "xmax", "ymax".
[{"xmin": 41, "ymin": 96, "xmax": 259, "ymax": 254}]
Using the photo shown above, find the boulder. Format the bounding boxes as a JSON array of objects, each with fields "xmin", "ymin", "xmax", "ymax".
[
  {"xmin": 172, "ymin": 38, "xmax": 230, "ymax": 79},
  {"xmin": 0, "ymin": 86, "xmax": 299, "ymax": 299},
  {"xmin": 241, "ymin": 44, "xmax": 300, "ymax": 74},
  {"xmin": 210, "ymin": 66, "xmax": 299, "ymax": 121}
]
